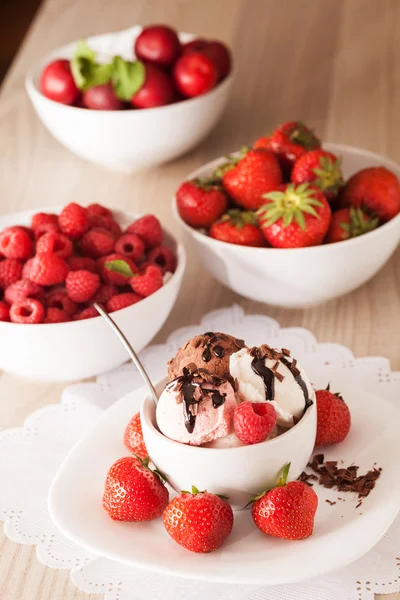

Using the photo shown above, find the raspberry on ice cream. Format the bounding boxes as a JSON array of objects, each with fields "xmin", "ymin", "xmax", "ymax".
[
  {"xmin": 156, "ymin": 366, "xmax": 238, "ymax": 446},
  {"xmin": 167, "ymin": 332, "xmax": 246, "ymax": 381}
]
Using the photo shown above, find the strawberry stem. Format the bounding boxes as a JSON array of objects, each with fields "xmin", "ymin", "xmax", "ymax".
[{"xmin": 276, "ymin": 462, "xmax": 291, "ymax": 487}]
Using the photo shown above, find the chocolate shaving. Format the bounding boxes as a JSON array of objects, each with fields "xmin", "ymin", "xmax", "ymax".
[
  {"xmin": 326, "ymin": 499, "xmax": 336, "ymax": 505},
  {"xmin": 282, "ymin": 348, "xmax": 291, "ymax": 356},
  {"xmin": 298, "ymin": 471, "xmax": 318, "ymax": 486}
]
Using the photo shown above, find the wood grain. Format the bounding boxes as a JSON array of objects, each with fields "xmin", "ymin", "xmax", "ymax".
[{"xmin": 0, "ymin": 0, "xmax": 399, "ymax": 598}]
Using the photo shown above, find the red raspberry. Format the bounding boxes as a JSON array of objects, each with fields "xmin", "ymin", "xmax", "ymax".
[
  {"xmin": 98, "ymin": 253, "xmax": 138, "ymax": 286},
  {"xmin": 88, "ymin": 215, "xmax": 122, "ymax": 238},
  {"xmin": 130, "ymin": 265, "xmax": 163, "ymax": 298},
  {"xmin": 94, "ymin": 283, "xmax": 118, "ymax": 304},
  {"xmin": 147, "ymin": 245, "xmax": 177, "ymax": 274},
  {"xmin": 0, "ymin": 259, "xmax": 23, "ymax": 290},
  {"xmin": 46, "ymin": 289, "xmax": 78, "ymax": 316},
  {"xmin": 66, "ymin": 270, "xmax": 100, "ymax": 303},
  {"xmin": 58, "ymin": 203, "xmax": 89, "ymax": 240},
  {"xmin": 74, "ymin": 306, "xmax": 101, "ymax": 321},
  {"xmin": 36, "ymin": 232, "xmax": 73, "ymax": 259},
  {"xmin": 3, "ymin": 225, "xmax": 34, "ymax": 239},
  {"xmin": 4, "ymin": 279, "xmax": 44, "ymax": 304},
  {"xmin": 34, "ymin": 222, "xmax": 60, "ymax": 239},
  {"xmin": 106, "ymin": 292, "xmax": 142, "ymax": 312},
  {"xmin": 0, "ymin": 228, "xmax": 33, "ymax": 260},
  {"xmin": 68, "ymin": 256, "xmax": 98, "ymax": 273},
  {"xmin": 126, "ymin": 215, "xmax": 162, "ymax": 249},
  {"xmin": 44, "ymin": 307, "xmax": 70, "ymax": 323},
  {"xmin": 0, "ymin": 301, "xmax": 10, "ymax": 322},
  {"xmin": 29, "ymin": 253, "xmax": 69, "ymax": 286},
  {"xmin": 31, "ymin": 213, "xmax": 58, "ymax": 232},
  {"xmin": 80, "ymin": 228, "xmax": 115, "ymax": 258},
  {"xmin": 233, "ymin": 401, "xmax": 277, "ymax": 445},
  {"xmin": 22, "ymin": 258, "xmax": 35, "ymax": 280},
  {"xmin": 86, "ymin": 203, "xmax": 112, "ymax": 219},
  {"xmin": 114, "ymin": 233, "xmax": 144, "ymax": 263},
  {"xmin": 9, "ymin": 298, "xmax": 45, "ymax": 324}
]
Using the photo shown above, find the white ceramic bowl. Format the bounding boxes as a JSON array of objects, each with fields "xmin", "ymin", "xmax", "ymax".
[
  {"xmin": 0, "ymin": 208, "xmax": 186, "ymax": 381},
  {"xmin": 141, "ymin": 378, "xmax": 316, "ymax": 509},
  {"xmin": 173, "ymin": 143, "xmax": 400, "ymax": 308},
  {"xmin": 25, "ymin": 26, "xmax": 234, "ymax": 173}
]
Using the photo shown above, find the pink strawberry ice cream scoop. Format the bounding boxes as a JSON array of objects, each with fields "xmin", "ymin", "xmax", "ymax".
[{"xmin": 156, "ymin": 365, "xmax": 238, "ymax": 446}]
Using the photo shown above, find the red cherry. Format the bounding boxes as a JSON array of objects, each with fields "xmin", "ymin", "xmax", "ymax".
[
  {"xmin": 131, "ymin": 63, "xmax": 175, "ymax": 109},
  {"xmin": 83, "ymin": 84, "xmax": 124, "ymax": 110},
  {"xmin": 204, "ymin": 41, "xmax": 232, "ymax": 80},
  {"xmin": 40, "ymin": 59, "xmax": 79, "ymax": 105},
  {"xmin": 134, "ymin": 25, "xmax": 181, "ymax": 67},
  {"xmin": 183, "ymin": 38, "xmax": 209, "ymax": 54},
  {"xmin": 173, "ymin": 52, "xmax": 218, "ymax": 98}
]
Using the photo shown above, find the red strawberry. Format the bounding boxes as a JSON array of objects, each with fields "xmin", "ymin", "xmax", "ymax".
[
  {"xmin": 103, "ymin": 456, "xmax": 169, "ymax": 522},
  {"xmin": 46, "ymin": 289, "xmax": 78, "ymax": 316},
  {"xmin": 340, "ymin": 166, "xmax": 400, "ymax": 222},
  {"xmin": 9, "ymin": 298, "xmax": 45, "ymax": 324},
  {"xmin": 253, "ymin": 135, "xmax": 272, "ymax": 151},
  {"xmin": 126, "ymin": 215, "xmax": 163, "ymax": 249},
  {"xmin": 98, "ymin": 253, "xmax": 138, "ymax": 286},
  {"xmin": 325, "ymin": 207, "xmax": 379, "ymax": 243},
  {"xmin": 68, "ymin": 256, "xmax": 98, "ymax": 273},
  {"xmin": 58, "ymin": 203, "xmax": 89, "ymax": 240},
  {"xmin": 0, "ymin": 259, "xmax": 23, "ymax": 290},
  {"xmin": 147, "ymin": 245, "xmax": 177, "ymax": 274},
  {"xmin": 291, "ymin": 149, "xmax": 344, "ymax": 200},
  {"xmin": 0, "ymin": 228, "xmax": 33, "ymax": 260},
  {"xmin": 80, "ymin": 228, "xmax": 115, "ymax": 258},
  {"xmin": 36, "ymin": 231, "xmax": 73, "ymax": 259},
  {"xmin": 130, "ymin": 265, "xmax": 163, "ymax": 297},
  {"xmin": 233, "ymin": 401, "xmax": 277, "ymax": 445},
  {"xmin": 209, "ymin": 209, "xmax": 266, "ymax": 247},
  {"xmin": 217, "ymin": 148, "xmax": 282, "ymax": 210},
  {"xmin": 124, "ymin": 412, "xmax": 148, "ymax": 459},
  {"xmin": 106, "ymin": 292, "xmax": 142, "ymax": 312},
  {"xmin": 176, "ymin": 179, "xmax": 228, "ymax": 228},
  {"xmin": 86, "ymin": 203, "xmax": 113, "ymax": 219},
  {"xmin": 29, "ymin": 253, "xmax": 69, "ymax": 286},
  {"xmin": 4, "ymin": 279, "xmax": 44, "ymax": 305},
  {"xmin": 163, "ymin": 486, "xmax": 233, "ymax": 553},
  {"xmin": 257, "ymin": 183, "xmax": 331, "ymax": 248},
  {"xmin": 44, "ymin": 307, "xmax": 70, "ymax": 323},
  {"xmin": 115, "ymin": 233, "xmax": 145, "ymax": 263},
  {"xmin": 315, "ymin": 385, "xmax": 351, "ymax": 446},
  {"xmin": 0, "ymin": 301, "xmax": 10, "ymax": 322},
  {"xmin": 66, "ymin": 270, "xmax": 100, "ymax": 303},
  {"xmin": 251, "ymin": 463, "xmax": 318, "ymax": 540},
  {"xmin": 269, "ymin": 121, "xmax": 321, "ymax": 170}
]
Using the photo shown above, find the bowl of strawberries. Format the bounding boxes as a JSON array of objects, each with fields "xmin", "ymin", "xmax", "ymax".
[
  {"xmin": 174, "ymin": 121, "xmax": 400, "ymax": 308},
  {"xmin": 0, "ymin": 203, "xmax": 186, "ymax": 381},
  {"xmin": 26, "ymin": 25, "xmax": 233, "ymax": 172}
]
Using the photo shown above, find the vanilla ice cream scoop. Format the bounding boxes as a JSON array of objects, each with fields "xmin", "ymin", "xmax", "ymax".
[
  {"xmin": 229, "ymin": 346, "xmax": 313, "ymax": 427},
  {"xmin": 156, "ymin": 367, "xmax": 238, "ymax": 446}
]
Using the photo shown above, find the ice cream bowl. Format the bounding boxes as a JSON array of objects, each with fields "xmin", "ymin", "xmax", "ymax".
[{"xmin": 141, "ymin": 378, "xmax": 317, "ymax": 510}]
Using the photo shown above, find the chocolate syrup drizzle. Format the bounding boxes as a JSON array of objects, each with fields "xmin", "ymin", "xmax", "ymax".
[{"xmin": 200, "ymin": 332, "xmax": 245, "ymax": 363}]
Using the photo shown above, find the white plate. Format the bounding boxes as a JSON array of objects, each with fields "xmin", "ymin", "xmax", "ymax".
[{"xmin": 49, "ymin": 380, "xmax": 400, "ymax": 586}]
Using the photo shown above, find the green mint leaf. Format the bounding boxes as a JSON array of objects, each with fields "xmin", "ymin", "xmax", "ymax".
[
  {"xmin": 75, "ymin": 39, "xmax": 96, "ymax": 62},
  {"xmin": 71, "ymin": 39, "xmax": 113, "ymax": 91},
  {"xmin": 112, "ymin": 56, "xmax": 145, "ymax": 101},
  {"xmin": 105, "ymin": 259, "xmax": 135, "ymax": 278}
]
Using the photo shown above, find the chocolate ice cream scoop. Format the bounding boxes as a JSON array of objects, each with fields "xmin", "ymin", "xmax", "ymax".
[{"xmin": 167, "ymin": 332, "xmax": 246, "ymax": 381}]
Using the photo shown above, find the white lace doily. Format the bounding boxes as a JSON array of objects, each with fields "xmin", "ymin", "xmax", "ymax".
[{"xmin": 1, "ymin": 305, "xmax": 399, "ymax": 600}]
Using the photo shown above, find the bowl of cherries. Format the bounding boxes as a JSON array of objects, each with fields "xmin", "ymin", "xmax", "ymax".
[{"xmin": 26, "ymin": 24, "xmax": 233, "ymax": 172}]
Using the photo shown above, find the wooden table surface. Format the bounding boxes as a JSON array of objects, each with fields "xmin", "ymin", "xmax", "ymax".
[{"xmin": 0, "ymin": 0, "xmax": 399, "ymax": 598}]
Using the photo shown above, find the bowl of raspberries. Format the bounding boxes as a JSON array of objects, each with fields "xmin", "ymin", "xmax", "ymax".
[
  {"xmin": 26, "ymin": 24, "xmax": 233, "ymax": 172},
  {"xmin": 174, "ymin": 120, "xmax": 400, "ymax": 308},
  {"xmin": 0, "ymin": 203, "xmax": 185, "ymax": 381}
]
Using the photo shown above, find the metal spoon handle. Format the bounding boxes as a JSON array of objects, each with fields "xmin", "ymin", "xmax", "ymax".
[{"xmin": 93, "ymin": 303, "xmax": 158, "ymax": 406}]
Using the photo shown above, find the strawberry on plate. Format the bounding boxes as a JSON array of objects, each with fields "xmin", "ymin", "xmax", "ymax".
[
  {"xmin": 269, "ymin": 121, "xmax": 321, "ymax": 170},
  {"xmin": 340, "ymin": 166, "xmax": 400, "ymax": 222},
  {"xmin": 315, "ymin": 385, "xmax": 351, "ymax": 446},
  {"xmin": 291, "ymin": 149, "xmax": 344, "ymax": 201},
  {"xmin": 325, "ymin": 207, "xmax": 379, "ymax": 243},
  {"xmin": 253, "ymin": 135, "xmax": 272, "ymax": 151},
  {"xmin": 124, "ymin": 412, "xmax": 148, "ymax": 459},
  {"xmin": 215, "ymin": 148, "xmax": 282, "ymax": 210},
  {"xmin": 163, "ymin": 485, "xmax": 233, "ymax": 553},
  {"xmin": 209, "ymin": 209, "xmax": 266, "ymax": 247},
  {"xmin": 251, "ymin": 463, "xmax": 318, "ymax": 540},
  {"xmin": 103, "ymin": 455, "xmax": 169, "ymax": 522},
  {"xmin": 257, "ymin": 183, "xmax": 331, "ymax": 248},
  {"xmin": 176, "ymin": 178, "xmax": 228, "ymax": 228}
]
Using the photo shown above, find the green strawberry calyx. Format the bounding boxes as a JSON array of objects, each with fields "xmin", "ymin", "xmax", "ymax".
[
  {"xmin": 257, "ymin": 183, "xmax": 323, "ymax": 231},
  {"xmin": 213, "ymin": 147, "xmax": 250, "ymax": 178},
  {"xmin": 340, "ymin": 207, "xmax": 379, "ymax": 238},
  {"xmin": 325, "ymin": 382, "xmax": 344, "ymax": 401},
  {"xmin": 192, "ymin": 177, "xmax": 224, "ymax": 191},
  {"xmin": 105, "ymin": 259, "xmax": 137, "ymax": 278},
  {"xmin": 219, "ymin": 209, "xmax": 258, "ymax": 229},
  {"xmin": 245, "ymin": 462, "xmax": 291, "ymax": 507},
  {"xmin": 134, "ymin": 454, "xmax": 168, "ymax": 484},
  {"xmin": 289, "ymin": 121, "xmax": 320, "ymax": 150},
  {"xmin": 181, "ymin": 485, "xmax": 229, "ymax": 500},
  {"xmin": 312, "ymin": 155, "xmax": 344, "ymax": 195}
]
